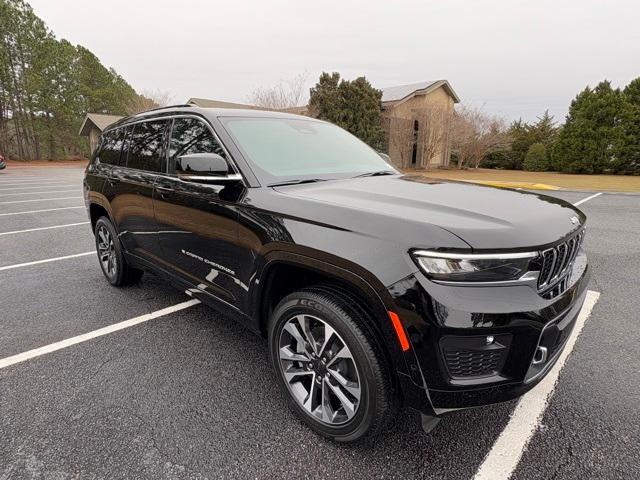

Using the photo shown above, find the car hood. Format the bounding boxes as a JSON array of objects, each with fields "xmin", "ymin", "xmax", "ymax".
[{"xmin": 273, "ymin": 174, "xmax": 585, "ymax": 250}]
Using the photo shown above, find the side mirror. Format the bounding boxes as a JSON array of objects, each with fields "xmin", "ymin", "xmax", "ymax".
[
  {"xmin": 377, "ymin": 151, "xmax": 391, "ymax": 162},
  {"xmin": 177, "ymin": 153, "xmax": 242, "ymax": 184}
]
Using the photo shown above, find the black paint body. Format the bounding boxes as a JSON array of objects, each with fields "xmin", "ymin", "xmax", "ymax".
[{"xmin": 84, "ymin": 107, "xmax": 590, "ymax": 418}]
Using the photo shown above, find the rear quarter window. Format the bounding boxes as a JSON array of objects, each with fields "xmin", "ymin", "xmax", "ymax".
[{"xmin": 97, "ymin": 128, "xmax": 126, "ymax": 165}]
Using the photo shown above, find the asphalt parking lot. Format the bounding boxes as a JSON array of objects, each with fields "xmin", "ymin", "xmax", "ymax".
[{"xmin": 1, "ymin": 165, "xmax": 638, "ymax": 480}]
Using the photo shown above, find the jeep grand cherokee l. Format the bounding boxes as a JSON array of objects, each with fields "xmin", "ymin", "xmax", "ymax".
[{"xmin": 83, "ymin": 106, "xmax": 589, "ymax": 442}]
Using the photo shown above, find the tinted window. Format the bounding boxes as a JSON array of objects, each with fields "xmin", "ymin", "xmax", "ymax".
[
  {"xmin": 98, "ymin": 128, "xmax": 125, "ymax": 165},
  {"xmin": 126, "ymin": 120, "xmax": 168, "ymax": 172},
  {"xmin": 168, "ymin": 118, "xmax": 226, "ymax": 173},
  {"xmin": 220, "ymin": 117, "xmax": 392, "ymax": 184}
]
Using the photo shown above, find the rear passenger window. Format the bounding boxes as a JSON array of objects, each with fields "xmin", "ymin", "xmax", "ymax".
[
  {"xmin": 98, "ymin": 128, "xmax": 125, "ymax": 165},
  {"xmin": 126, "ymin": 120, "xmax": 169, "ymax": 172},
  {"xmin": 168, "ymin": 118, "xmax": 227, "ymax": 173}
]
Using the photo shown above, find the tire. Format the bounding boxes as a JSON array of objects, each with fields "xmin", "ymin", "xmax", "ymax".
[
  {"xmin": 94, "ymin": 216, "xmax": 143, "ymax": 286},
  {"xmin": 268, "ymin": 287, "xmax": 396, "ymax": 442}
]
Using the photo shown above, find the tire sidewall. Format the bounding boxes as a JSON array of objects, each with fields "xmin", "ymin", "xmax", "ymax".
[{"xmin": 269, "ymin": 294, "xmax": 379, "ymax": 442}]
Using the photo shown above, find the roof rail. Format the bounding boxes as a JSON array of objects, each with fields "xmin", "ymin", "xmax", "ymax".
[
  {"xmin": 135, "ymin": 103, "xmax": 193, "ymax": 114},
  {"xmin": 105, "ymin": 104, "xmax": 195, "ymax": 131}
]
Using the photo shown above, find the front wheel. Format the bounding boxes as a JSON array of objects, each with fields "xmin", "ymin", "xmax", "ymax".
[
  {"xmin": 94, "ymin": 216, "xmax": 143, "ymax": 286},
  {"xmin": 268, "ymin": 287, "xmax": 396, "ymax": 442}
]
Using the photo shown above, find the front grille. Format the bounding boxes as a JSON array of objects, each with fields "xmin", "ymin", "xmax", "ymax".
[
  {"xmin": 444, "ymin": 349, "xmax": 503, "ymax": 378},
  {"xmin": 537, "ymin": 230, "xmax": 584, "ymax": 296}
]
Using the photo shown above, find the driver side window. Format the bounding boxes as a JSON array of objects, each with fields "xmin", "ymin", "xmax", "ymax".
[{"xmin": 168, "ymin": 118, "xmax": 227, "ymax": 174}]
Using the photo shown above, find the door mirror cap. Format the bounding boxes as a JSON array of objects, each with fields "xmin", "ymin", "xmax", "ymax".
[
  {"xmin": 177, "ymin": 153, "xmax": 228, "ymax": 175},
  {"xmin": 176, "ymin": 153, "xmax": 242, "ymax": 184},
  {"xmin": 377, "ymin": 151, "xmax": 391, "ymax": 162}
]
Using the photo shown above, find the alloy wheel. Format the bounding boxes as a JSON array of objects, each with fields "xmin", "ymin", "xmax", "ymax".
[
  {"xmin": 97, "ymin": 225, "xmax": 117, "ymax": 278},
  {"xmin": 278, "ymin": 314, "xmax": 361, "ymax": 425}
]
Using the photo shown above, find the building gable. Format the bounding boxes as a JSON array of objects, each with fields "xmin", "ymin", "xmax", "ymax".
[{"xmin": 381, "ymin": 80, "xmax": 460, "ymax": 109}]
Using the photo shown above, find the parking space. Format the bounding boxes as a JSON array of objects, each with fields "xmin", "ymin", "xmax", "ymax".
[
  {"xmin": 0, "ymin": 208, "xmax": 88, "ymax": 236},
  {"xmin": 1, "ymin": 166, "xmax": 638, "ymax": 479}
]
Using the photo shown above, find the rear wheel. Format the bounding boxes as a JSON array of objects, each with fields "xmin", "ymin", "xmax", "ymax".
[
  {"xmin": 268, "ymin": 287, "xmax": 396, "ymax": 442},
  {"xmin": 94, "ymin": 216, "xmax": 143, "ymax": 286}
]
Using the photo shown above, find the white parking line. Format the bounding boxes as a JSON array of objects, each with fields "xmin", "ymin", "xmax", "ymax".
[
  {"xmin": 0, "ymin": 299, "xmax": 201, "ymax": 370},
  {"xmin": 0, "ymin": 185, "xmax": 77, "ymax": 191},
  {"xmin": 0, "ymin": 251, "xmax": 95, "ymax": 271},
  {"xmin": 0, "ymin": 222, "xmax": 90, "ymax": 236},
  {"xmin": 573, "ymin": 192, "xmax": 602, "ymax": 206},
  {"xmin": 0, "ymin": 180, "xmax": 68, "ymax": 185},
  {"xmin": 0, "ymin": 190, "xmax": 81, "ymax": 197},
  {"xmin": 474, "ymin": 290, "xmax": 600, "ymax": 480},
  {"xmin": 0, "ymin": 196, "xmax": 82, "ymax": 204},
  {"xmin": 0, "ymin": 182, "xmax": 78, "ymax": 187},
  {"xmin": 0, "ymin": 206, "xmax": 84, "ymax": 216},
  {"xmin": 0, "ymin": 175, "xmax": 81, "ymax": 179},
  {"xmin": 0, "ymin": 177, "xmax": 78, "ymax": 181},
  {"xmin": 0, "ymin": 176, "xmax": 52, "ymax": 180}
]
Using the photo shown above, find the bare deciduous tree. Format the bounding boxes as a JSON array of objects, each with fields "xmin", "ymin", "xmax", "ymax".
[
  {"xmin": 247, "ymin": 72, "xmax": 308, "ymax": 110},
  {"xmin": 386, "ymin": 116, "xmax": 416, "ymax": 168},
  {"xmin": 413, "ymin": 105, "xmax": 453, "ymax": 167},
  {"xmin": 450, "ymin": 105, "xmax": 510, "ymax": 169},
  {"xmin": 125, "ymin": 90, "xmax": 173, "ymax": 115}
]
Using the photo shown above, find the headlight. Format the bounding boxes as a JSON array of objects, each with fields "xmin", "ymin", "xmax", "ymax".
[{"xmin": 412, "ymin": 250, "xmax": 539, "ymax": 282}]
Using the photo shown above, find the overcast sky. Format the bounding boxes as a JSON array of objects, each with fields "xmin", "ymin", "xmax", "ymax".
[{"xmin": 29, "ymin": 0, "xmax": 639, "ymax": 123}]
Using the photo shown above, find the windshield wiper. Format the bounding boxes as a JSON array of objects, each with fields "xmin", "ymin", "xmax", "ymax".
[
  {"xmin": 268, "ymin": 178, "xmax": 328, "ymax": 187},
  {"xmin": 352, "ymin": 170, "xmax": 397, "ymax": 178}
]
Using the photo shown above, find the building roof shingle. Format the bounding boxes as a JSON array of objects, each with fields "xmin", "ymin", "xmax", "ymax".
[
  {"xmin": 381, "ymin": 80, "xmax": 460, "ymax": 104},
  {"xmin": 78, "ymin": 113, "xmax": 124, "ymax": 136},
  {"xmin": 186, "ymin": 98, "xmax": 265, "ymax": 110}
]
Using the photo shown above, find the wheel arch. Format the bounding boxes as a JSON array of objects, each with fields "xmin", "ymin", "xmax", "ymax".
[
  {"xmin": 88, "ymin": 197, "xmax": 114, "ymax": 232},
  {"xmin": 253, "ymin": 251, "xmax": 409, "ymax": 382}
]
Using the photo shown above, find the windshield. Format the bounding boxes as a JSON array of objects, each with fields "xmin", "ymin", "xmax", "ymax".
[{"xmin": 219, "ymin": 116, "xmax": 395, "ymax": 185}]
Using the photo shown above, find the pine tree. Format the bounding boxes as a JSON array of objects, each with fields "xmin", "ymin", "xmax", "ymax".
[
  {"xmin": 613, "ymin": 77, "xmax": 640, "ymax": 173},
  {"xmin": 502, "ymin": 111, "xmax": 557, "ymax": 170},
  {"xmin": 505, "ymin": 119, "xmax": 530, "ymax": 169},
  {"xmin": 623, "ymin": 77, "xmax": 640, "ymax": 106},
  {"xmin": 0, "ymin": 0, "xmax": 144, "ymax": 159},
  {"xmin": 309, "ymin": 72, "xmax": 385, "ymax": 149},
  {"xmin": 523, "ymin": 142, "xmax": 549, "ymax": 171},
  {"xmin": 532, "ymin": 110, "xmax": 557, "ymax": 152},
  {"xmin": 553, "ymin": 81, "xmax": 624, "ymax": 173}
]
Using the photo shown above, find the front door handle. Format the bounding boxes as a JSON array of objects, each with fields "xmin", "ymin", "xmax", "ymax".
[{"xmin": 156, "ymin": 186, "xmax": 175, "ymax": 197}]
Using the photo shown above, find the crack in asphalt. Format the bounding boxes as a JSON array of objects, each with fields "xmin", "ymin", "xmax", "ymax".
[
  {"xmin": 126, "ymin": 407, "xmax": 209, "ymax": 480},
  {"xmin": 547, "ymin": 407, "xmax": 576, "ymax": 480}
]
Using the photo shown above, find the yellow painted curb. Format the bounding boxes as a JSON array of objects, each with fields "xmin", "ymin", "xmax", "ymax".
[{"xmin": 461, "ymin": 180, "xmax": 562, "ymax": 191}]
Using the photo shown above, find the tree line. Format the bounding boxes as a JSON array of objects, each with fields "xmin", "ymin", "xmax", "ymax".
[
  {"xmin": 0, "ymin": 0, "xmax": 157, "ymax": 160},
  {"xmin": 3, "ymin": 0, "xmax": 638, "ymax": 175},
  {"xmin": 482, "ymin": 79, "xmax": 640, "ymax": 174}
]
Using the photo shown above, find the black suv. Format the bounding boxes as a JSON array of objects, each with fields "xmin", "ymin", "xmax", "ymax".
[{"xmin": 84, "ymin": 106, "xmax": 589, "ymax": 442}]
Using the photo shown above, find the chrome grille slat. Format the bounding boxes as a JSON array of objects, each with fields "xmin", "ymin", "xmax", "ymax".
[
  {"xmin": 550, "ymin": 244, "xmax": 567, "ymax": 281},
  {"xmin": 559, "ymin": 240, "xmax": 572, "ymax": 277},
  {"xmin": 558, "ymin": 243, "xmax": 570, "ymax": 273},
  {"xmin": 565, "ymin": 236, "xmax": 578, "ymax": 275},
  {"xmin": 538, "ymin": 248, "xmax": 556, "ymax": 289},
  {"xmin": 537, "ymin": 229, "xmax": 584, "ymax": 295}
]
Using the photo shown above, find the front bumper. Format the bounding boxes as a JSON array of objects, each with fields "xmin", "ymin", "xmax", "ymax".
[{"xmin": 387, "ymin": 251, "xmax": 590, "ymax": 413}]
